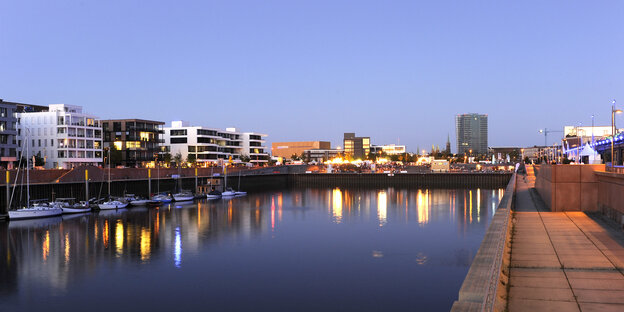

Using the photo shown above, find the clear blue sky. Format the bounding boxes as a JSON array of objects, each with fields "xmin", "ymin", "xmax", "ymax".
[{"xmin": 2, "ymin": 1, "xmax": 624, "ymax": 152}]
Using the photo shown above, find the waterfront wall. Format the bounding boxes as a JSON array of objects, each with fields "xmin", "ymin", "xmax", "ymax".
[
  {"xmin": 534, "ymin": 164, "xmax": 605, "ymax": 212},
  {"xmin": 595, "ymin": 171, "xmax": 624, "ymax": 226},
  {"xmin": 290, "ymin": 173, "xmax": 512, "ymax": 189},
  {"xmin": 451, "ymin": 173, "xmax": 516, "ymax": 312},
  {"xmin": 0, "ymin": 170, "xmax": 512, "ymax": 215}
]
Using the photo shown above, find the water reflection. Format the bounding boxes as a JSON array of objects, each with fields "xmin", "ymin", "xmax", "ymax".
[{"xmin": 0, "ymin": 187, "xmax": 504, "ymax": 311}]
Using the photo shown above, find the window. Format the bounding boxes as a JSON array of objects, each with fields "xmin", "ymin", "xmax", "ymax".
[
  {"xmin": 188, "ymin": 146, "xmax": 196, "ymax": 152},
  {"xmin": 114, "ymin": 141, "xmax": 123, "ymax": 150},
  {"xmin": 171, "ymin": 137, "xmax": 187, "ymax": 144},
  {"xmin": 126, "ymin": 141, "xmax": 141, "ymax": 148},
  {"xmin": 170, "ymin": 129, "xmax": 187, "ymax": 136}
]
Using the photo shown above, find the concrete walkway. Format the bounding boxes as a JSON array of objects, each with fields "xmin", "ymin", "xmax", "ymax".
[{"xmin": 509, "ymin": 170, "xmax": 624, "ymax": 311}]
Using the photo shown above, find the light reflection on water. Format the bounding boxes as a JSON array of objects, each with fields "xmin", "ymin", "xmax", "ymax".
[{"xmin": 0, "ymin": 187, "xmax": 503, "ymax": 312}]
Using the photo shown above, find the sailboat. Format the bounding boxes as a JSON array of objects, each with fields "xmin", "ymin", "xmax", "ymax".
[
  {"xmin": 234, "ymin": 169, "xmax": 247, "ymax": 196},
  {"xmin": 98, "ymin": 149, "xmax": 128, "ymax": 210},
  {"xmin": 9, "ymin": 131, "xmax": 62, "ymax": 220},
  {"xmin": 221, "ymin": 164, "xmax": 235, "ymax": 197}
]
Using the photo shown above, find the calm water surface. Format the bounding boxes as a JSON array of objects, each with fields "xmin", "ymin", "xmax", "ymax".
[{"xmin": 0, "ymin": 187, "xmax": 503, "ymax": 312}]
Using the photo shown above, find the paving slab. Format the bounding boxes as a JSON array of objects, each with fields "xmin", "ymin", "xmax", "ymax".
[
  {"xmin": 508, "ymin": 298, "xmax": 580, "ymax": 312},
  {"xmin": 509, "ymin": 286, "xmax": 575, "ymax": 301},
  {"xmin": 575, "ymin": 289, "xmax": 624, "ymax": 304},
  {"xmin": 578, "ymin": 302, "xmax": 624, "ymax": 312},
  {"xmin": 568, "ymin": 277, "xmax": 624, "ymax": 290}
]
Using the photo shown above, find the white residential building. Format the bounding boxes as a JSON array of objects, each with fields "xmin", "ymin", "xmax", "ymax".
[
  {"xmin": 163, "ymin": 121, "xmax": 268, "ymax": 165},
  {"xmin": 17, "ymin": 104, "xmax": 103, "ymax": 169}
]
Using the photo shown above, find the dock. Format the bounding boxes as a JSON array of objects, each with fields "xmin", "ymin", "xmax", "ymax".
[
  {"xmin": 508, "ymin": 167, "xmax": 624, "ymax": 311},
  {"xmin": 453, "ymin": 165, "xmax": 624, "ymax": 311}
]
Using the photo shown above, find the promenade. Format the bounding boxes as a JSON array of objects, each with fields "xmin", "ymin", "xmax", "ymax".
[{"xmin": 509, "ymin": 168, "xmax": 624, "ymax": 311}]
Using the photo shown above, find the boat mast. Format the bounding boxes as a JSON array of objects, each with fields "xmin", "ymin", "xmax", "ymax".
[
  {"xmin": 26, "ymin": 131, "xmax": 29, "ymax": 207},
  {"xmin": 107, "ymin": 148, "xmax": 111, "ymax": 197}
]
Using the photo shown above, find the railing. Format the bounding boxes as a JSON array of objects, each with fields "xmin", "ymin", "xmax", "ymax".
[
  {"xmin": 451, "ymin": 173, "xmax": 516, "ymax": 312},
  {"xmin": 606, "ymin": 165, "xmax": 624, "ymax": 174}
]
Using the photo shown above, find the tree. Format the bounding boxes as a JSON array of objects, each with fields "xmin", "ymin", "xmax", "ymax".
[
  {"xmin": 174, "ymin": 152, "xmax": 183, "ymax": 168},
  {"xmin": 34, "ymin": 152, "xmax": 45, "ymax": 167},
  {"xmin": 187, "ymin": 154, "xmax": 197, "ymax": 167},
  {"xmin": 240, "ymin": 154, "xmax": 251, "ymax": 163},
  {"xmin": 162, "ymin": 152, "xmax": 172, "ymax": 167},
  {"xmin": 291, "ymin": 153, "xmax": 300, "ymax": 161}
]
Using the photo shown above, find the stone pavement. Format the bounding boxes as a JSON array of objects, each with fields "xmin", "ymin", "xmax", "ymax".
[{"xmin": 508, "ymin": 169, "xmax": 624, "ymax": 311}]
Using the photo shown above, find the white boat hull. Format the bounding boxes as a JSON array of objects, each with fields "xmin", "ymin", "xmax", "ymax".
[
  {"xmin": 98, "ymin": 202, "xmax": 129, "ymax": 210},
  {"xmin": 9, "ymin": 207, "xmax": 63, "ymax": 220},
  {"xmin": 235, "ymin": 191, "xmax": 247, "ymax": 196},
  {"xmin": 206, "ymin": 194, "xmax": 221, "ymax": 199},
  {"xmin": 173, "ymin": 195, "xmax": 194, "ymax": 201},
  {"xmin": 62, "ymin": 207, "xmax": 91, "ymax": 214},
  {"xmin": 222, "ymin": 191, "xmax": 236, "ymax": 197},
  {"xmin": 130, "ymin": 200, "xmax": 150, "ymax": 206}
]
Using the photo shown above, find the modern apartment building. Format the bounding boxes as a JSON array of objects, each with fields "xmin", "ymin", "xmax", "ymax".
[
  {"xmin": 271, "ymin": 141, "xmax": 331, "ymax": 159},
  {"xmin": 343, "ymin": 133, "xmax": 370, "ymax": 159},
  {"xmin": 240, "ymin": 131, "xmax": 269, "ymax": 165},
  {"xmin": 101, "ymin": 119, "xmax": 165, "ymax": 167},
  {"xmin": 455, "ymin": 113, "xmax": 488, "ymax": 155},
  {"xmin": 17, "ymin": 104, "xmax": 103, "ymax": 169},
  {"xmin": 0, "ymin": 99, "xmax": 19, "ymax": 168},
  {"xmin": 163, "ymin": 121, "xmax": 268, "ymax": 166}
]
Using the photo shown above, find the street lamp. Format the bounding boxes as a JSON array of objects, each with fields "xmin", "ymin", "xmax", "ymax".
[{"xmin": 611, "ymin": 99, "xmax": 622, "ymax": 167}]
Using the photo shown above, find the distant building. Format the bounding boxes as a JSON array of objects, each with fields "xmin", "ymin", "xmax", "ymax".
[
  {"xmin": 163, "ymin": 121, "xmax": 268, "ymax": 166},
  {"xmin": 271, "ymin": 141, "xmax": 331, "ymax": 159},
  {"xmin": 455, "ymin": 113, "xmax": 488, "ymax": 155},
  {"xmin": 17, "ymin": 104, "xmax": 103, "ymax": 169},
  {"xmin": 0, "ymin": 99, "xmax": 19, "ymax": 168},
  {"xmin": 101, "ymin": 119, "xmax": 165, "ymax": 167},
  {"xmin": 370, "ymin": 144, "xmax": 406, "ymax": 155},
  {"xmin": 343, "ymin": 133, "xmax": 370, "ymax": 159},
  {"xmin": 431, "ymin": 159, "xmax": 450, "ymax": 172},
  {"xmin": 303, "ymin": 148, "xmax": 342, "ymax": 162}
]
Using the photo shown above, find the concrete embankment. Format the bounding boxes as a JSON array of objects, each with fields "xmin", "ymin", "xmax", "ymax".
[
  {"xmin": 455, "ymin": 164, "xmax": 624, "ymax": 312},
  {"xmin": 451, "ymin": 173, "xmax": 516, "ymax": 311}
]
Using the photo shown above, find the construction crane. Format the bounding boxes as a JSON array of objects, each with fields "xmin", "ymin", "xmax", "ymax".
[{"xmin": 538, "ymin": 128, "xmax": 564, "ymax": 146}]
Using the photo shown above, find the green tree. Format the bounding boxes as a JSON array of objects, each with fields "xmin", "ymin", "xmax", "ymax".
[
  {"xmin": 187, "ymin": 154, "xmax": 197, "ymax": 167},
  {"xmin": 174, "ymin": 152, "xmax": 183, "ymax": 168},
  {"xmin": 162, "ymin": 152, "xmax": 172, "ymax": 167},
  {"xmin": 291, "ymin": 153, "xmax": 300, "ymax": 161},
  {"xmin": 240, "ymin": 154, "xmax": 251, "ymax": 163},
  {"xmin": 34, "ymin": 152, "xmax": 45, "ymax": 167}
]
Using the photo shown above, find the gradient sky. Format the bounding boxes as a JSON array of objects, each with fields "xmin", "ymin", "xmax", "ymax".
[{"xmin": 2, "ymin": 1, "xmax": 624, "ymax": 152}]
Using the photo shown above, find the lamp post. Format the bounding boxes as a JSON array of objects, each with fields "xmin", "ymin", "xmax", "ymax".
[{"xmin": 611, "ymin": 100, "xmax": 622, "ymax": 167}]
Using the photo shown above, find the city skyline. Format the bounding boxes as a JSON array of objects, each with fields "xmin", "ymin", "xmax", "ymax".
[{"xmin": 2, "ymin": 1, "xmax": 624, "ymax": 152}]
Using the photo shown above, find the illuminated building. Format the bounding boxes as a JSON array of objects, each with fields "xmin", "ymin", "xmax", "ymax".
[
  {"xmin": 17, "ymin": 104, "xmax": 103, "ymax": 169},
  {"xmin": 101, "ymin": 119, "xmax": 165, "ymax": 168},
  {"xmin": 343, "ymin": 133, "xmax": 370, "ymax": 159},
  {"xmin": 0, "ymin": 99, "xmax": 21, "ymax": 168},
  {"xmin": 271, "ymin": 141, "xmax": 331, "ymax": 159},
  {"xmin": 163, "ymin": 121, "xmax": 268, "ymax": 165},
  {"xmin": 303, "ymin": 148, "xmax": 342, "ymax": 162},
  {"xmin": 455, "ymin": 113, "xmax": 488, "ymax": 155},
  {"xmin": 370, "ymin": 144, "xmax": 406, "ymax": 155}
]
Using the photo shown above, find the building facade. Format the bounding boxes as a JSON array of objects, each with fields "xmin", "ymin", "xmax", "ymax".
[
  {"xmin": 0, "ymin": 99, "xmax": 18, "ymax": 168},
  {"xmin": 271, "ymin": 141, "xmax": 331, "ymax": 159},
  {"xmin": 370, "ymin": 144, "xmax": 406, "ymax": 155},
  {"xmin": 17, "ymin": 104, "xmax": 103, "ymax": 169},
  {"xmin": 102, "ymin": 119, "xmax": 165, "ymax": 167},
  {"xmin": 303, "ymin": 148, "xmax": 341, "ymax": 162},
  {"xmin": 163, "ymin": 121, "xmax": 268, "ymax": 166},
  {"xmin": 343, "ymin": 133, "xmax": 370, "ymax": 159},
  {"xmin": 456, "ymin": 113, "xmax": 488, "ymax": 155}
]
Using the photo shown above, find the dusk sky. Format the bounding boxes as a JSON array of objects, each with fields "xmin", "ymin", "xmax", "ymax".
[{"xmin": 2, "ymin": 1, "xmax": 624, "ymax": 152}]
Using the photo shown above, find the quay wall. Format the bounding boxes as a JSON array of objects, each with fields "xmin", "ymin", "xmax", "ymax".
[
  {"xmin": 0, "ymin": 170, "xmax": 512, "ymax": 216},
  {"xmin": 595, "ymin": 171, "xmax": 624, "ymax": 226},
  {"xmin": 534, "ymin": 164, "xmax": 604, "ymax": 212},
  {"xmin": 451, "ymin": 173, "xmax": 516, "ymax": 312}
]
